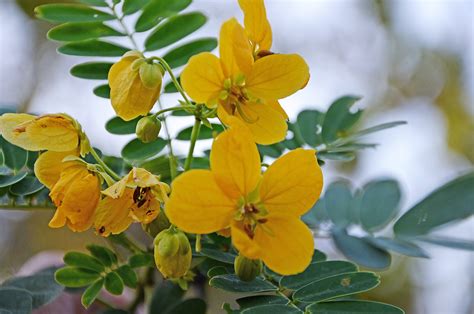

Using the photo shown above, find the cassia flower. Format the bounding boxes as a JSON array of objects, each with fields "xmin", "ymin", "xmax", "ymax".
[
  {"xmin": 238, "ymin": 0, "xmax": 272, "ymax": 56},
  {"xmin": 94, "ymin": 167, "xmax": 170, "ymax": 237},
  {"xmin": 48, "ymin": 161, "xmax": 101, "ymax": 232},
  {"xmin": 108, "ymin": 51, "xmax": 163, "ymax": 121},
  {"xmin": 166, "ymin": 120, "xmax": 323, "ymax": 275}
]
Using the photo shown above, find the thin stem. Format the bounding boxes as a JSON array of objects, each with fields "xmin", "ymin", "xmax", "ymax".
[
  {"xmin": 183, "ymin": 116, "xmax": 201, "ymax": 171},
  {"xmin": 276, "ymin": 290, "xmax": 299, "ymax": 309},
  {"xmin": 110, "ymin": 233, "xmax": 145, "ymax": 254},
  {"xmin": 152, "ymin": 105, "xmax": 193, "ymax": 118},
  {"xmin": 89, "ymin": 147, "xmax": 121, "ymax": 181},
  {"xmin": 109, "ymin": 2, "xmax": 139, "ymax": 50},
  {"xmin": 157, "ymin": 100, "xmax": 178, "ymax": 180}
]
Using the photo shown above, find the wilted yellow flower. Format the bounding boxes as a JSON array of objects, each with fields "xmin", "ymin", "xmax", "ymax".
[
  {"xmin": 181, "ymin": 19, "xmax": 308, "ymax": 145},
  {"xmin": 108, "ymin": 51, "xmax": 163, "ymax": 121},
  {"xmin": 154, "ymin": 227, "xmax": 192, "ymax": 279},
  {"xmin": 94, "ymin": 167, "xmax": 170, "ymax": 236},
  {"xmin": 48, "ymin": 161, "xmax": 101, "ymax": 232},
  {"xmin": 166, "ymin": 120, "xmax": 323, "ymax": 275},
  {"xmin": 34, "ymin": 150, "xmax": 79, "ymax": 189}
]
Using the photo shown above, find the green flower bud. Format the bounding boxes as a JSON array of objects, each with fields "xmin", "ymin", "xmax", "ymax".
[
  {"xmin": 136, "ymin": 116, "xmax": 161, "ymax": 143},
  {"xmin": 234, "ymin": 254, "xmax": 262, "ymax": 282},
  {"xmin": 154, "ymin": 227, "xmax": 192, "ymax": 279},
  {"xmin": 139, "ymin": 63, "xmax": 163, "ymax": 89}
]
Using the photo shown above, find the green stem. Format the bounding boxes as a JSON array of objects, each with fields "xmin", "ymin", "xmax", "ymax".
[
  {"xmin": 157, "ymin": 101, "xmax": 178, "ymax": 180},
  {"xmin": 89, "ymin": 147, "xmax": 121, "ymax": 181},
  {"xmin": 152, "ymin": 105, "xmax": 193, "ymax": 118},
  {"xmin": 183, "ymin": 117, "xmax": 201, "ymax": 171},
  {"xmin": 109, "ymin": 3, "xmax": 139, "ymax": 51}
]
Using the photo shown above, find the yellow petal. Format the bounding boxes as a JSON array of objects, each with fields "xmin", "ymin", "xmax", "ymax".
[
  {"xmin": 34, "ymin": 150, "xmax": 78, "ymax": 189},
  {"xmin": 260, "ymin": 148, "xmax": 323, "ymax": 216},
  {"xmin": 127, "ymin": 167, "xmax": 161, "ymax": 187},
  {"xmin": 109, "ymin": 56, "xmax": 160, "ymax": 121},
  {"xmin": 219, "ymin": 18, "xmax": 253, "ymax": 77},
  {"xmin": 48, "ymin": 209, "xmax": 67, "ymax": 229},
  {"xmin": 131, "ymin": 195, "xmax": 161, "ymax": 224},
  {"xmin": 0, "ymin": 114, "xmax": 79, "ymax": 152},
  {"xmin": 181, "ymin": 52, "xmax": 225, "ymax": 106},
  {"xmin": 254, "ymin": 214, "xmax": 314, "ymax": 275},
  {"xmin": 238, "ymin": 0, "xmax": 272, "ymax": 51},
  {"xmin": 49, "ymin": 165, "xmax": 85, "ymax": 206},
  {"xmin": 246, "ymin": 54, "xmax": 309, "ymax": 100},
  {"xmin": 267, "ymin": 100, "xmax": 289, "ymax": 120},
  {"xmin": 210, "ymin": 121, "xmax": 261, "ymax": 199},
  {"xmin": 231, "ymin": 220, "xmax": 261, "ymax": 259},
  {"xmin": 165, "ymin": 170, "xmax": 236, "ymax": 234},
  {"xmin": 237, "ymin": 102, "xmax": 288, "ymax": 145},
  {"xmin": 94, "ymin": 191, "xmax": 134, "ymax": 237}
]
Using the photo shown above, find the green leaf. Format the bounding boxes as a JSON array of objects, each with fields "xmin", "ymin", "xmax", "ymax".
[
  {"xmin": 70, "ymin": 62, "xmax": 113, "ymax": 80},
  {"xmin": 311, "ymin": 249, "xmax": 328, "ymax": 263},
  {"xmin": 94, "ymin": 84, "xmax": 110, "ymax": 98},
  {"xmin": 139, "ymin": 156, "xmax": 171, "ymax": 181},
  {"xmin": 135, "ymin": 0, "xmax": 192, "ymax": 32},
  {"xmin": 416, "ymin": 235, "xmax": 474, "ymax": 251},
  {"xmin": 296, "ymin": 110, "xmax": 325, "ymax": 147},
  {"xmin": 242, "ymin": 305, "xmax": 302, "ymax": 314},
  {"xmin": 123, "ymin": 0, "xmax": 150, "ymax": 15},
  {"xmin": 106, "ymin": 116, "xmax": 141, "ymax": 135},
  {"xmin": 164, "ymin": 79, "xmax": 179, "ymax": 93},
  {"xmin": 149, "ymin": 281, "xmax": 184, "ymax": 314},
  {"xmin": 343, "ymin": 121, "xmax": 407, "ymax": 143},
  {"xmin": 394, "ymin": 172, "xmax": 474, "ymax": 236},
  {"xmin": 163, "ymin": 38, "xmax": 217, "ymax": 69},
  {"xmin": 9, "ymin": 176, "xmax": 43, "ymax": 196},
  {"xmin": 207, "ymin": 266, "xmax": 231, "ymax": 278},
  {"xmin": 293, "ymin": 272, "xmax": 380, "ymax": 303},
  {"xmin": 121, "ymin": 138, "xmax": 167, "ymax": 161},
  {"xmin": 332, "ymin": 228, "xmax": 391, "ymax": 269},
  {"xmin": 236, "ymin": 295, "xmax": 288, "ymax": 309},
  {"xmin": 317, "ymin": 151, "xmax": 355, "ymax": 162},
  {"xmin": 167, "ymin": 298, "xmax": 207, "ymax": 314},
  {"xmin": 86, "ymin": 244, "xmax": 117, "ymax": 267},
  {"xmin": 325, "ymin": 181, "xmax": 353, "ymax": 227},
  {"xmin": 364, "ymin": 237, "xmax": 429, "ymax": 258},
  {"xmin": 1, "ymin": 268, "xmax": 63, "ymax": 309},
  {"xmin": 0, "ymin": 287, "xmax": 32, "ymax": 314},
  {"xmin": 81, "ymin": 278, "xmax": 104, "ymax": 308},
  {"xmin": 200, "ymin": 246, "xmax": 236, "ymax": 264},
  {"xmin": 0, "ymin": 172, "xmax": 28, "ymax": 188},
  {"xmin": 303, "ymin": 198, "xmax": 329, "ymax": 227},
  {"xmin": 306, "ymin": 300, "xmax": 404, "ymax": 313},
  {"xmin": 280, "ymin": 261, "xmax": 358, "ymax": 290},
  {"xmin": 35, "ymin": 4, "xmax": 114, "ymax": 23},
  {"xmin": 79, "ymin": 0, "xmax": 108, "ymax": 7},
  {"xmin": 115, "ymin": 265, "xmax": 138, "ymax": 288},
  {"xmin": 145, "ymin": 12, "xmax": 207, "ymax": 51},
  {"xmin": 58, "ymin": 40, "xmax": 129, "ymax": 57},
  {"xmin": 55, "ymin": 267, "xmax": 101, "ymax": 287},
  {"xmin": 0, "ymin": 137, "xmax": 28, "ymax": 171},
  {"xmin": 129, "ymin": 253, "xmax": 155, "ymax": 268},
  {"xmin": 47, "ymin": 22, "xmax": 123, "ymax": 42},
  {"xmin": 359, "ymin": 179, "xmax": 401, "ymax": 232},
  {"xmin": 63, "ymin": 252, "xmax": 105, "ymax": 273},
  {"xmin": 322, "ymin": 96, "xmax": 362, "ymax": 143},
  {"xmin": 176, "ymin": 124, "xmax": 223, "ymax": 140},
  {"xmin": 104, "ymin": 272, "xmax": 124, "ymax": 295},
  {"xmin": 209, "ymin": 274, "xmax": 277, "ymax": 293}
]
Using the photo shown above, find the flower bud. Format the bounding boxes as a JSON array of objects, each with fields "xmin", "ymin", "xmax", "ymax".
[
  {"xmin": 136, "ymin": 116, "xmax": 161, "ymax": 143},
  {"xmin": 139, "ymin": 63, "xmax": 163, "ymax": 89},
  {"xmin": 234, "ymin": 254, "xmax": 262, "ymax": 282},
  {"xmin": 154, "ymin": 228, "xmax": 191, "ymax": 279}
]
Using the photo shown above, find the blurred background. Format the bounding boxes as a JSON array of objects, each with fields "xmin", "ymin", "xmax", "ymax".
[{"xmin": 0, "ymin": 0, "xmax": 473, "ymax": 313}]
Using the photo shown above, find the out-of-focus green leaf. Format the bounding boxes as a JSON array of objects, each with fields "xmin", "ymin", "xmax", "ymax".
[
  {"xmin": 207, "ymin": 266, "xmax": 231, "ymax": 278},
  {"xmin": 47, "ymin": 22, "xmax": 123, "ymax": 42},
  {"xmin": 86, "ymin": 244, "xmax": 117, "ymax": 267},
  {"xmin": 167, "ymin": 298, "xmax": 206, "ymax": 314},
  {"xmin": 311, "ymin": 250, "xmax": 328, "ymax": 263},
  {"xmin": 303, "ymin": 198, "xmax": 329, "ymax": 227},
  {"xmin": 63, "ymin": 252, "xmax": 105, "ymax": 273},
  {"xmin": 236, "ymin": 295, "xmax": 288, "ymax": 310},
  {"xmin": 70, "ymin": 62, "xmax": 113, "ymax": 80},
  {"xmin": 0, "ymin": 172, "xmax": 28, "ymax": 188},
  {"xmin": 121, "ymin": 138, "xmax": 167, "ymax": 161},
  {"xmin": 293, "ymin": 272, "xmax": 380, "ymax": 303},
  {"xmin": 139, "ymin": 156, "xmax": 171, "ymax": 180},
  {"xmin": 163, "ymin": 38, "xmax": 217, "ymax": 69},
  {"xmin": 176, "ymin": 124, "xmax": 223, "ymax": 140},
  {"xmin": 0, "ymin": 287, "xmax": 32, "ymax": 313},
  {"xmin": 317, "ymin": 151, "xmax": 355, "ymax": 162},
  {"xmin": 364, "ymin": 236, "xmax": 429, "ymax": 258},
  {"xmin": 135, "ymin": 0, "xmax": 192, "ymax": 32},
  {"xmin": 93, "ymin": 84, "xmax": 110, "ymax": 98},
  {"xmin": 106, "ymin": 116, "xmax": 141, "ymax": 135},
  {"xmin": 79, "ymin": 0, "xmax": 108, "ymax": 7},
  {"xmin": 332, "ymin": 228, "xmax": 391, "ymax": 269},
  {"xmin": 394, "ymin": 172, "xmax": 474, "ymax": 236},
  {"xmin": 58, "ymin": 40, "xmax": 129, "ymax": 57},
  {"xmin": 129, "ymin": 253, "xmax": 154, "ymax": 268},
  {"xmin": 115, "ymin": 265, "xmax": 138, "ymax": 288},
  {"xmin": 164, "ymin": 79, "xmax": 179, "ymax": 93},
  {"xmin": 0, "ymin": 138, "xmax": 28, "ymax": 171},
  {"xmin": 306, "ymin": 300, "xmax": 404, "ymax": 313},
  {"xmin": 325, "ymin": 181, "xmax": 353, "ymax": 227},
  {"xmin": 104, "ymin": 272, "xmax": 123, "ymax": 295},
  {"xmin": 241, "ymin": 305, "xmax": 302, "ymax": 314},
  {"xmin": 81, "ymin": 278, "xmax": 103, "ymax": 308},
  {"xmin": 209, "ymin": 274, "xmax": 277, "ymax": 293},
  {"xmin": 35, "ymin": 4, "xmax": 114, "ymax": 23},
  {"xmin": 416, "ymin": 235, "xmax": 474, "ymax": 251},
  {"xmin": 145, "ymin": 13, "xmax": 207, "ymax": 51},
  {"xmin": 200, "ymin": 245, "xmax": 236, "ymax": 264},
  {"xmin": 149, "ymin": 280, "xmax": 184, "ymax": 314},
  {"xmin": 296, "ymin": 109, "xmax": 325, "ymax": 147},
  {"xmin": 123, "ymin": 0, "xmax": 150, "ymax": 15},
  {"xmin": 55, "ymin": 267, "xmax": 101, "ymax": 288},
  {"xmin": 322, "ymin": 96, "xmax": 362, "ymax": 143},
  {"xmin": 11, "ymin": 176, "xmax": 43, "ymax": 197}
]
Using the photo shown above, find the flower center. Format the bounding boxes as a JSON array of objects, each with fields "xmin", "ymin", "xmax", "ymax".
[
  {"xmin": 133, "ymin": 187, "xmax": 151, "ymax": 208},
  {"xmin": 234, "ymin": 201, "xmax": 268, "ymax": 239},
  {"xmin": 219, "ymin": 76, "xmax": 258, "ymax": 123}
]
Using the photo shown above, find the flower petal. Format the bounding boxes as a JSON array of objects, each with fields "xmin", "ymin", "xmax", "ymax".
[
  {"xmin": 181, "ymin": 52, "xmax": 225, "ymax": 106},
  {"xmin": 260, "ymin": 148, "xmax": 323, "ymax": 216},
  {"xmin": 238, "ymin": 0, "xmax": 272, "ymax": 51},
  {"xmin": 267, "ymin": 100, "xmax": 288, "ymax": 120},
  {"xmin": 94, "ymin": 191, "xmax": 135, "ymax": 237},
  {"xmin": 34, "ymin": 150, "xmax": 78, "ymax": 189},
  {"xmin": 127, "ymin": 167, "xmax": 162, "ymax": 187},
  {"xmin": 246, "ymin": 54, "xmax": 309, "ymax": 100},
  {"xmin": 210, "ymin": 121, "xmax": 261, "ymax": 199},
  {"xmin": 219, "ymin": 18, "xmax": 253, "ymax": 77},
  {"xmin": 165, "ymin": 170, "xmax": 236, "ymax": 234},
  {"xmin": 255, "ymin": 214, "xmax": 314, "ymax": 275},
  {"xmin": 231, "ymin": 220, "xmax": 261, "ymax": 259},
  {"xmin": 131, "ymin": 195, "xmax": 161, "ymax": 224}
]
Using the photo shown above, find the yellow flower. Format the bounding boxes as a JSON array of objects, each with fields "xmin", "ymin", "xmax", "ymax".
[
  {"xmin": 181, "ymin": 17, "xmax": 309, "ymax": 145},
  {"xmin": 34, "ymin": 150, "xmax": 79, "ymax": 189},
  {"xmin": 108, "ymin": 51, "xmax": 163, "ymax": 121},
  {"xmin": 0, "ymin": 113, "xmax": 80, "ymax": 152},
  {"xmin": 48, "ymin": 161, "xmax": 101, "ymax": 232},
  {"xmin": 165, "ymin": 121, "xmax": 323, "ymax": 275},
  {"xmin": 94, "ymin": 167, "xmax": 170, "ymax": 236},
  {"xmin": 238, "ymin": 0, "xmax": 272, "ymax": 56}
]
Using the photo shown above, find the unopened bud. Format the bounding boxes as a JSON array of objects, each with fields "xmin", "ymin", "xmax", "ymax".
[
  {"xmin": 139, "ymin": 63, "xmax": 163, "ymax": 89},
  {"xmin": 234, "ymin": 254, "xmax": 262, "ymax": 282},
  {"xmin": 136, "ymin": 116, "xmax": 161, "ymax": 143},
  {"xmin": 154, "ymin": 227, "xmax": 191, "ymax": 279}
]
